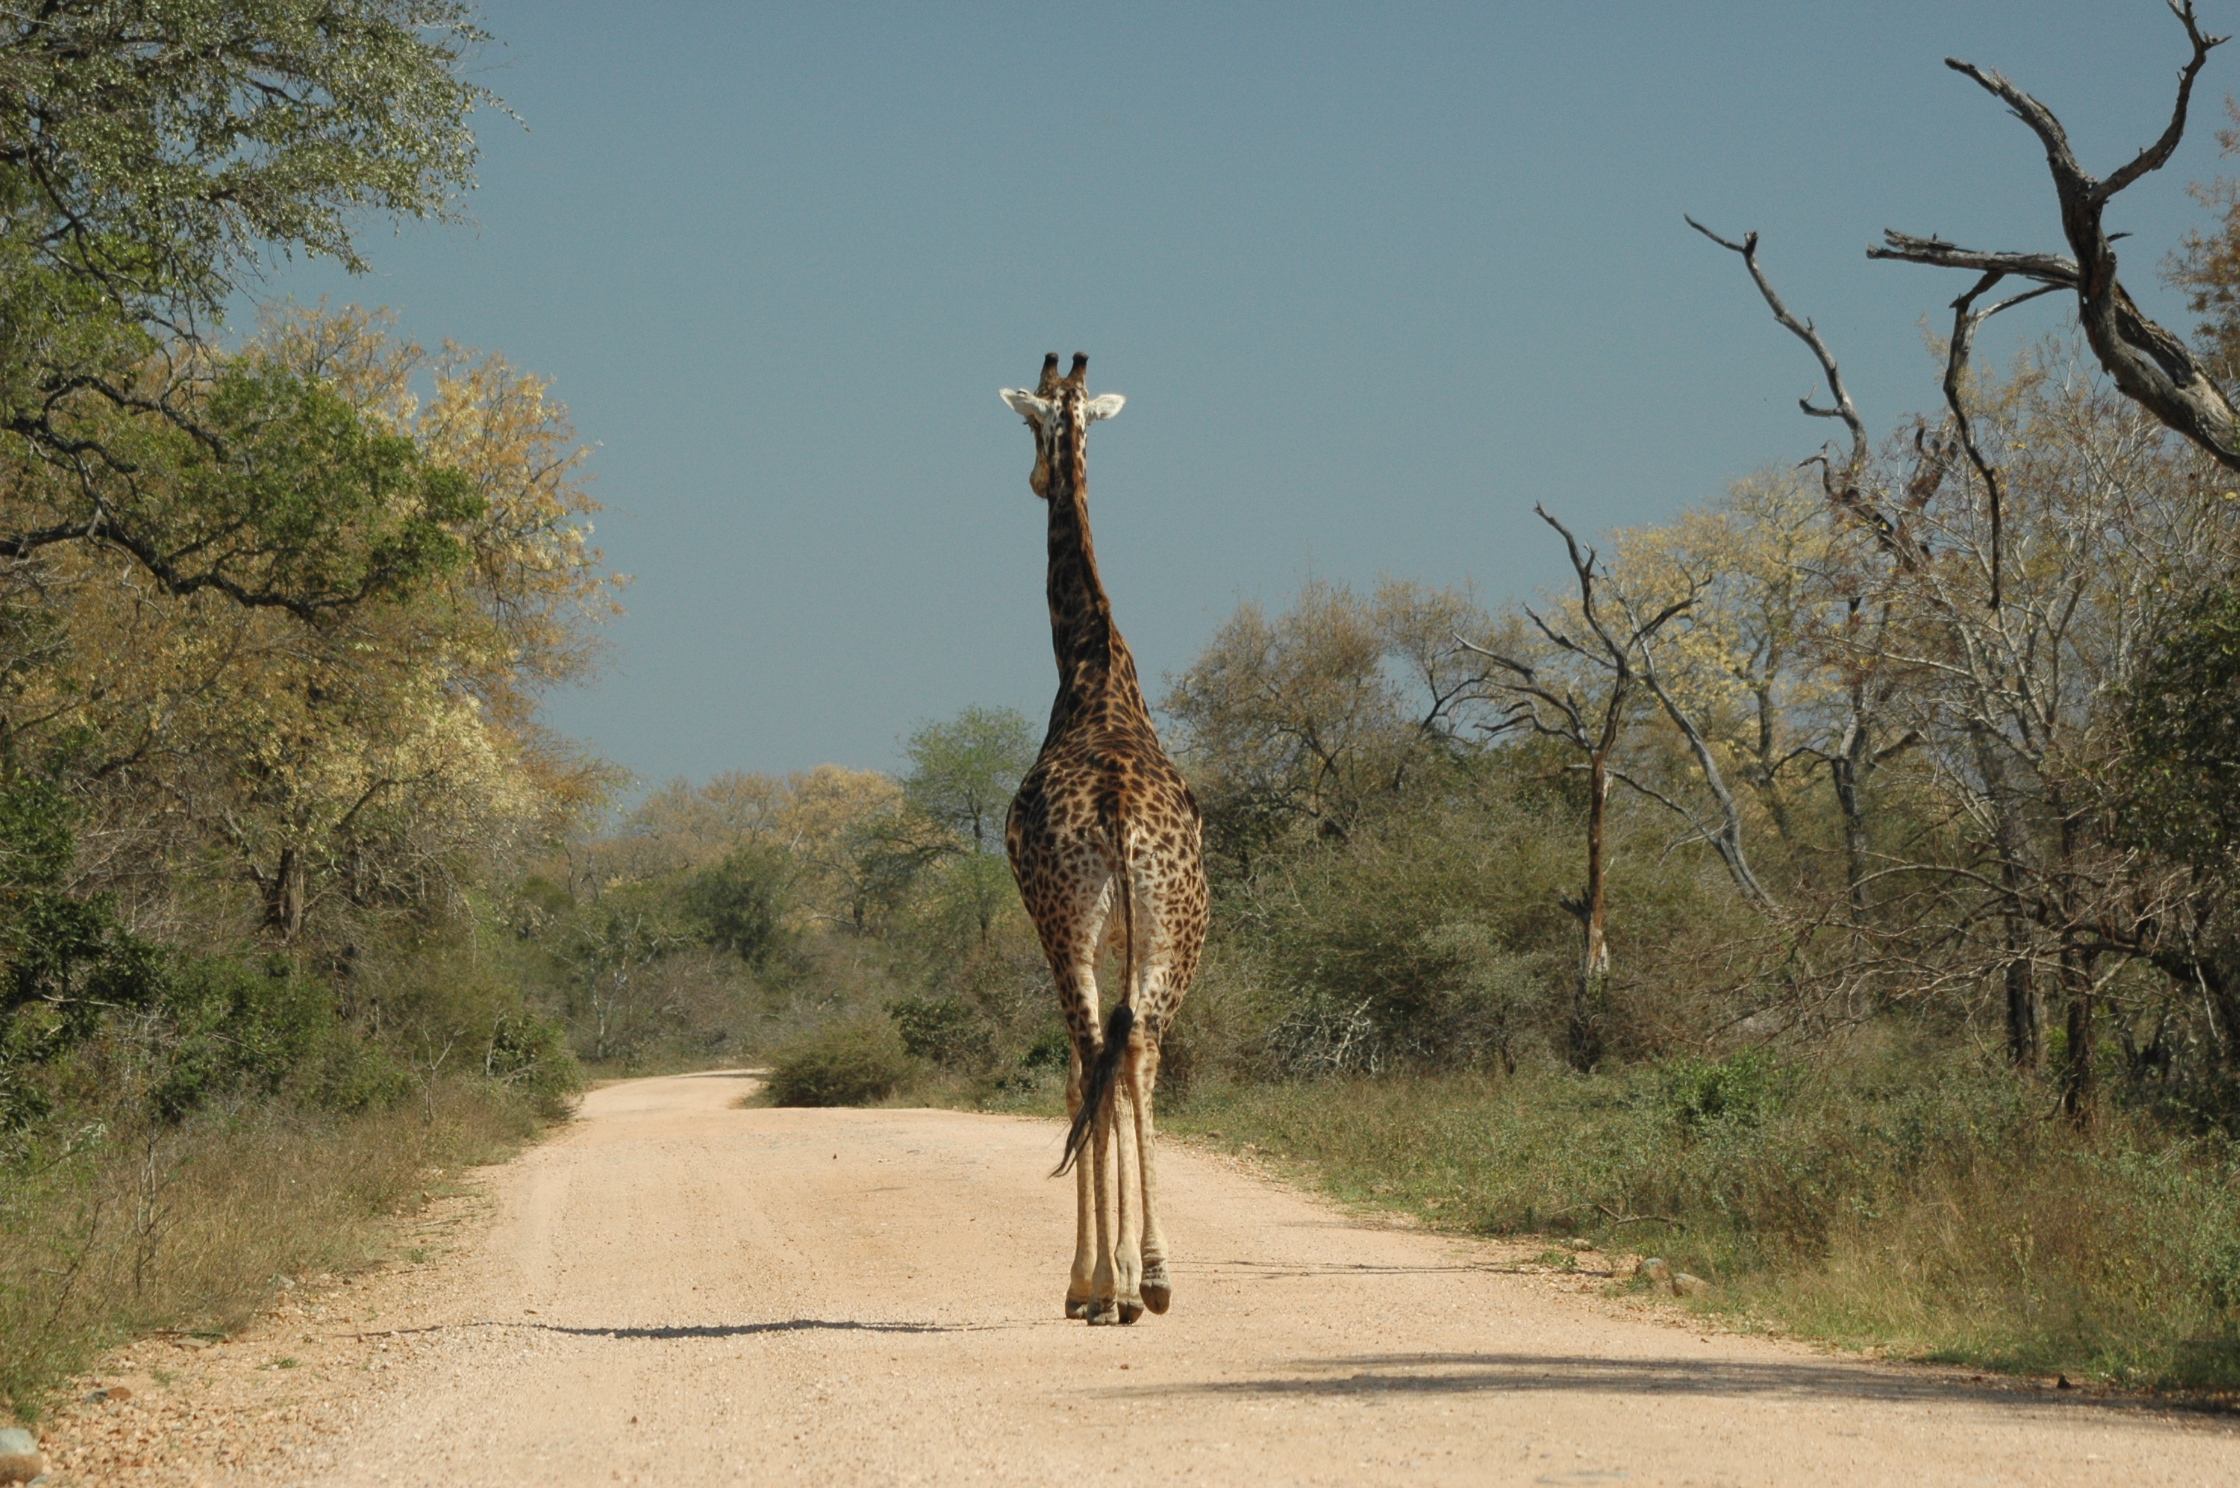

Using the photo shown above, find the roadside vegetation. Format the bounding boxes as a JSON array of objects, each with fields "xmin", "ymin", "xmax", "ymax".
[{"xmin": 0, "ymin": 2, "xmax": 602, "ymax": 1420}]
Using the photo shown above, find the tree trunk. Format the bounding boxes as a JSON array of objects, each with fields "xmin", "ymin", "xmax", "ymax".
[
  {"xmin": 263, "ymin": 847, "xmax": 307, "ymax": 940},
  {"xmin": 2060, "ymin": 944, "xmax": 2096, "ymax": 1126},
  {"xmin": 1831, "ymin": 726, "xmax": 1871, "ymax": 928},
  {"xmin": 2004, "ymin": 931, "xmax": 2041, "ymax": 1072},
  {"xmin": 1569, "ymin": 751, "xmax": 1612, "ymax": 1072}
]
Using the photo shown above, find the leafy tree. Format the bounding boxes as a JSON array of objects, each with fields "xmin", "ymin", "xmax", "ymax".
[
  {"xmin": 900, "ymin": 705, "xmax": 1035, "ymax": 853},
  {"xmin": 1163, "ymin": 579, "xmax": 1493, "ymax": 876},
  {"xmin": 684, "ymin": 844, "xmax": 794, "ymax": 968},
  {"xmin": 2123, "ymin": 583, "xmax": 2240, "ymax": 871},
  {"xmin": 0, "ymin": 1, "xmax": 499, "ymax": 612}
]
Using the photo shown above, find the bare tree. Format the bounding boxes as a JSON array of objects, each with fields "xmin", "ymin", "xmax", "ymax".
[
  {"xmin": 1461, "ymin": 506, "xmax": 1693, "ymax": 1070},
  {"xmin": 1689, "ymin": 220, "xmax": 1939, "ymax": 921},
  {"xmin": 1870, "ymin": 2, "xmax": 2240, "ymax": 473}
]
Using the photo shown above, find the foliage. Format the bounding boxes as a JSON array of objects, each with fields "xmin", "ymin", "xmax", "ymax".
[
  {"xmin": 901, "ymin": 704, "xmax": 1036, "ymax": 853},
  {"xmin": 0, "ymin": 0, "xmax": 490, "ymax": 310},
  {"xmin": 764, "ymin": 1017, "xmax": 917, "ymax": 1107},
  {"xmin": 682, "ymin": 844, "xmax": 796, "ymax": 967},
  {"xmin": 1, "ymin": 1075, "xmax": 545, "ymax": 1423},
  {"xmin": 1163, "ymin": 578, "xmax": 1491, "ymax": 867},
  {"xmin": 2121, "ymin": 581, "xmax": 2240, "ymax": 869},
  {"xmin": 0, "ymin": 2, "xmax": 501, "ymax": 612}
]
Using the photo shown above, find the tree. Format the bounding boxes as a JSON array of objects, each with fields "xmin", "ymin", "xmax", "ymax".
[
  {"xmin": 0, "ymin": 308, "xmax": 614, "ymax": 951},
  {"xmin": 1868, "ymin": 2, "xmax": 2240, "ymax": 475},
  {"xmin": 900, "ymin": 705, "xmax": 1036, "ymax": 854},
  {"xmin": 683, "ymin": 845, "xmax": 794, "ymax": 969},
  {"xmin": 1163, "ymin": 578, "xmax": 1495, "ymax": 876},
  {"xmin": 0, "ymin": 1, "xmax": 500, "ymax": 612},
  {"xmin": 1699, "ymin": 205, "xmax": 2240, "ymax": 1108},
  {"xmin": 1461, "ymin": 508, "xmax": 1695, "ymax": 1071}
]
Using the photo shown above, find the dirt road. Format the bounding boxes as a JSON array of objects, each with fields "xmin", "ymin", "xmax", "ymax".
[{"xmin": 44, "ymin": 1070, "xmax": 2240, "ymax": 1485}]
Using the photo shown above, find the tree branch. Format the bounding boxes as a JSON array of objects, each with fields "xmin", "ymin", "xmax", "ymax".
[
  {"xmin": 1943, "ymin": 272, "xmax": 2063, "ymax": 609},
  {"xmin": 1688, "ymin": 216, "xmax": 1868, "ymax": 481},
  {"xmin": 1874, "ymin": 2, "xmax": 2240, "ymax": 470}
]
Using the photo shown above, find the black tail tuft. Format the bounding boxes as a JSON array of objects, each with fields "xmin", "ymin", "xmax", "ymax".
[{"xmin": 1055, "ymin": 1003, "xmax": 1134, "ymax": 1177}]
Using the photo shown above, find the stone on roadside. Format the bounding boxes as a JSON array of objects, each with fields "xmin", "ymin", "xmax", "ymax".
[
  {"xmin": 0, "ymin": 1426, "xmax": 43, "ymax": 1483},
  {"xmin": 1673, "ymin": 1272, "xmax": 1711, "ymax": 1297},
  {"xmin": 1639, "ymin": 1256, "xmax": 1673, "ymax": 1285}
]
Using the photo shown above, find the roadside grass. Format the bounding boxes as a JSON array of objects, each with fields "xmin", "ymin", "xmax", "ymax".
[
  {"xmin": 1160, "ymin": 1037, "xmax": 2240, "ymax": 1393},
  {"xmin": 0, "ymin": 1079, "xmax": 555, "ymax": 1422}
]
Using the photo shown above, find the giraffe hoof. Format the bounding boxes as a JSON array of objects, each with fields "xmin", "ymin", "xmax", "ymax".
[
  {"xmin": 1065, "ymin": 1297, "xmax": 1092, "ymax": 1320},
  {"xmin": 1086, "ymin": 1302, "xmax": 1123, "ymax": 1326},
  {"xmin": 1118, "ymin": 1299, "xmax": 1145, "ymax": 1325},
  {"xmin": 1141, "ymin": 1281, "xmax": 1171, "ymax": 1315}
]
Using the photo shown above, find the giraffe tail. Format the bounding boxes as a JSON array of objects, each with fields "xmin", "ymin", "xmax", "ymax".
[
  {"xmin": 1057, "ymin": 1003, "xmax": 1133, "ymax": 1177},
  {"xmin": 1056, "ymin": 817, "xmax": 1138, "ymax": 1177}
]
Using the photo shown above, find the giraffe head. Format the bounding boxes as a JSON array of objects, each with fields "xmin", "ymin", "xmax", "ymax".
[{"xmin": 999, "ymin": 352, "xmax": 1124, "ymax": 499}]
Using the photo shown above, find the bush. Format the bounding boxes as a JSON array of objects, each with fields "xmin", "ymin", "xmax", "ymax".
[
  {"xmin": 1200, "ymin": 771, "xmax": 1753, "ymax": 1078},
  {"xmin": 764, "ymin": 1017, "xmax": 917, "ymax": 1107}
]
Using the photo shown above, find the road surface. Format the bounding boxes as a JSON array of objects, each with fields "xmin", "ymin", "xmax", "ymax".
[{"xmin": 39, "ymin": 1070, "xmax": 2240, "ymax": 1485}]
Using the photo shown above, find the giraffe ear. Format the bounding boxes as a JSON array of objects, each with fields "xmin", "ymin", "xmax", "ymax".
[
  {"xmin": 1085, "ymin": 393, "xmax": 1126, "ymax": 422},
  {"xmin": 1000, "ymin": 388, "xmax": 1054, "ymax": 424}
]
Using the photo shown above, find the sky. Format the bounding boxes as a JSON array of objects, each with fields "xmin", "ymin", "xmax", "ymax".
[{"xmin": 263, "ymin": 0, "xmax": 2237, "ymax": 789}]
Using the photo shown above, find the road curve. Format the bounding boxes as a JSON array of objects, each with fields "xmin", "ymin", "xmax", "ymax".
[{"xmin": 225, "ymin": 1072, "xmax": 2240, "ymax": 1484}]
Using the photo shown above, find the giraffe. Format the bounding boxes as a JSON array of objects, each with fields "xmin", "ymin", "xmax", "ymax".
[{"xmin": 999, "ymin": 352, "xmax": 1209, "ymax": 1327}]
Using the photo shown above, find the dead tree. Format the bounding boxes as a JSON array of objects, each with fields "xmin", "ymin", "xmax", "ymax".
[
  {"xmin": 1688, "ymin": 220, "xmax": 1938, "ymax": 926},
  {"xmin": 1872, "ymin": 1, "xmax": 2240, "ymax": 474},
  {"xmin": 1460, "ymin": 506, "xmax": 1691, "ymax": 1071}
]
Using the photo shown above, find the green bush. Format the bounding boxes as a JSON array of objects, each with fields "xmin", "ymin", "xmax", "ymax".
[
  {"xmin": 765, "ymin": 1017, "xmax": 918, "ymax": 1107},
  {"xmin": 888, "ymin": 994, "xmax": 979, "ymax": 1067},
  {"xmin": 683, "ymin": 844, "xmax": 796, "ymax": 968}
]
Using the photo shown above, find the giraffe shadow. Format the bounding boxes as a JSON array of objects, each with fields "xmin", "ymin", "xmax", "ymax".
[
  {"xmin": 533, "ymin": 1318, "xmax": 968, "ymax": 1340},
  {"xmin": 1188, "ymin": 1258, "xmax": 1514, "ymax": 1280},
  {"xmin": 349, "ymin": 1317, "xmax": 976, "ymax": 1343},
  {"xmin": 1114, "ymin": 1352, "xmax": 2233, "ymax": 1417}
]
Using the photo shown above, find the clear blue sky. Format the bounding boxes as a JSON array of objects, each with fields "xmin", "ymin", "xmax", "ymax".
[{"xmin": 265, "ymin": 1, "xmax": 2231, "ymax": 787}]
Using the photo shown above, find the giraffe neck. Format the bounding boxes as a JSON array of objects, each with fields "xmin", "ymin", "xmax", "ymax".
[{"xmin": 1042, "ymin": 412, "xmax": 1148, "ymax": 737}]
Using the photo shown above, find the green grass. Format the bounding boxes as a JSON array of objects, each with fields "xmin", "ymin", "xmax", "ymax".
[{"xmin": 1162, "ymin": 1039, "xmax": 2240, "ymax": 1393}]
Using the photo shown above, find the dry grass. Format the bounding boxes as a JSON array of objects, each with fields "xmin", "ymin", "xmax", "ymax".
[
  {"xmin": 1162, "ymin": 1039, "xmax": 2240, "ymax": 1392},
  {"xmin": 0, "ymin": 1079, "xmax": 550, "ymax": 1422}
]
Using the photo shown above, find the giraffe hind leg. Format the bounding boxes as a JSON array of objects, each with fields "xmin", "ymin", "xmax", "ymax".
[
  {"xmin": 1128, "ymin": 1037, "xmax": 1172, "ymax": 1315},
  {"xmin": 1113, "ymin": 1073, "xmax": 1145, "ymax": 1324},
  {"xmin": 1064, "ymin": 1043, "xmax": 1094, "ymax": 1318},
  {"xmin": 1086, "ymin": 1096, "xmax": 1121, "ymax": 1325}
]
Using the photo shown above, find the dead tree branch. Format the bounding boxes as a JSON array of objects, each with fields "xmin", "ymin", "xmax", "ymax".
[
  {"xmin": 1943, "ymin": 272, "xmax": 2063, "ymax": 608},
  {"xmin": 1689, "ymin": 218, "xmax": 1916, "ymax": 556},
  {"xmin": 1687, "ymin": 215, "xmax": 1869, "ymax": 485},
  {"xmin": 1871, "ymin": 1, "xmax": 2240, "ymax": 470}
]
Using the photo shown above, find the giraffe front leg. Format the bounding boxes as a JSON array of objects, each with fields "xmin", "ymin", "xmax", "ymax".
[{"xmin": 1129, "ymin": 1040, "xmax": 1173, "ymax": 1315}]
